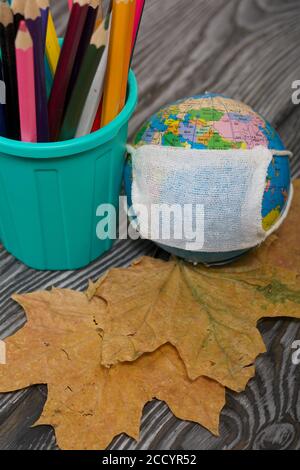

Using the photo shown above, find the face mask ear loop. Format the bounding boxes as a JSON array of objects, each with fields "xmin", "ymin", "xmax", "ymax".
[{"xmin": 272, "ymin": 150, "xmax": 293, "ymax": 158}]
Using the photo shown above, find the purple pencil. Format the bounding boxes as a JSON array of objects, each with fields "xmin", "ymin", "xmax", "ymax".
[
  {"xmin": 25, "ymin": 0, "xmax": 49, "ymax": 142},
  {"xmin": 36, "ymin": 0, "xmax": 49, "ymax": 52}
]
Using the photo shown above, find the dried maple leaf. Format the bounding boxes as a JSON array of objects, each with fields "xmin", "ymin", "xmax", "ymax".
[
  {"xmin": 0, "ymin": 289, "xmax": 224, "ymax": 450},
  {"xmin": 91, "ymin": 251, "xmax": 300, "ymax": 392}
]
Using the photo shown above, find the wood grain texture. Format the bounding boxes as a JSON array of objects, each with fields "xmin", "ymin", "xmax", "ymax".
[{"xmin": 1, "ymin": 0, "xmax": 300, "ymax": 450}]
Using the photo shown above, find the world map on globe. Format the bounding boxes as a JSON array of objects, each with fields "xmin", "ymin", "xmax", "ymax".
[{"xmin": 128, "ymin": 93, "xmax": 291, "ymax": 232}]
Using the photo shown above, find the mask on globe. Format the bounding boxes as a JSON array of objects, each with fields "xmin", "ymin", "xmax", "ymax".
[{"xmin": 126, "ymin": 144, "xmax": 293, "ymax": 254}]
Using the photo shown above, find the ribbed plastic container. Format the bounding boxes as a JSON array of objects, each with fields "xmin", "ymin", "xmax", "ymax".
[{"xmin": 0, "ymin": 70, "xmax": 138, "ymax": 270}]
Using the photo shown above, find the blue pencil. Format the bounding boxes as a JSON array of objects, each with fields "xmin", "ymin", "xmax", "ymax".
[{"xmin": 37, "ymin": 0, "xmax": 49, "ymax": 52}]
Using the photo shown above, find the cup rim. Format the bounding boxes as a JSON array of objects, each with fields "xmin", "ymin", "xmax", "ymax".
[{"xmin": 0, "ymin": 70, "xmax": 138, "ymax": 159}]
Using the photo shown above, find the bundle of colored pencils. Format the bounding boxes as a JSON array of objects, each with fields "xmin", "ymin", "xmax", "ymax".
[{"xmin": 0, "ymin": 0, "xmax": 145, "ymax": 143}]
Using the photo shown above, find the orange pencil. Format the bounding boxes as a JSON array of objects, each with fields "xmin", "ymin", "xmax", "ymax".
[
  {"xmin": 101, "ymin": 0, "xmax": 135, "ymax": 127},
  {"xmin": 119, "ymin": 0, "xmax": 136, "ymax": 111}
]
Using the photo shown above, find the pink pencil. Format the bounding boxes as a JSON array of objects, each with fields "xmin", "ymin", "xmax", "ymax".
[
  {"xmin": 15, "ymin": 20, "xmax": 37, "ymax": 142},
  {"xmin": 68, "ymin": 0, "xmax": 73, "ymax": 11},
  {"xmin": 131, "ymin": 0, "xmax": 145, "ymax": 53}
]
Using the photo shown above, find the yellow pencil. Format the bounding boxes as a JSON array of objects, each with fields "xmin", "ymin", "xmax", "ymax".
[
  {"xmin": 101, "ymin": 0, "xmax": 135, "ymax": 127},
  {"xmin": 45, "ymin": 10, "xmax": 60, "ymax": 75},
  {"xmin": 119, "ymin": 0, "xmax": 136, "ymax": 111}
]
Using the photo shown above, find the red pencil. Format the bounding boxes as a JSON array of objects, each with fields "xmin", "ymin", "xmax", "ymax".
[
  {"xmin": 48, "ymin": 0, "xmax": 90, "ymax": 141},
  {"xmin": 131, "ymin": 0, "xmax": 145, "ymax": 62},
  {"xmin": 15, "ymin": 20, "xmax": 37, "ymax": 142}
]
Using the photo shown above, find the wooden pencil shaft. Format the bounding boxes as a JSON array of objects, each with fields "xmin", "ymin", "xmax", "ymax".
[
  {"xmin": 95, "ymin": 0, "xmax": 103, "ymax": 25},
  {"xmin": 0, "ymin": 13, "xmax": 20, "ymax": 139},
  {"xmin": 0, "ymin": 2, "xmax": 14, "ymax": 27},
  {"xmin": 36, "ymin": 0, "xmax": 49, "ymax": 8},
  {"xmin": 48, "ymin": 1, "xmax": 89, "ymax": 141},
  {"xmin": 26, "ymin": 14, "xmax": 49, "ymax": 142},
  {"xmin": 15, "ymin": 22, "xmax": 33, "ymax": 49},
  {"xmin": 60, "ymin": 44, "xmax": 105, "ymax": 140},
  {"xmin": 11, "ymin": 0, "xmax": 26, "ymax": 15}
]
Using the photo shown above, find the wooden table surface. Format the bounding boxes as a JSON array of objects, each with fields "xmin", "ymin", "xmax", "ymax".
[{"xmin": 1, "ymin": 0, "xmax": 300, "ymax": 450}]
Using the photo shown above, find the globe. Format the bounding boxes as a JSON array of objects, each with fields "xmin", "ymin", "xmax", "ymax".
[{"xmin": 124, "ymin": 94, "xmax": 291, "ymax": 264}]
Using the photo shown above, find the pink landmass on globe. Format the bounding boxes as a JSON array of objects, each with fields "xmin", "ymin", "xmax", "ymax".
[{"xmin": 213, "ymin": 114, "xmax": 268, "ymax": 148}]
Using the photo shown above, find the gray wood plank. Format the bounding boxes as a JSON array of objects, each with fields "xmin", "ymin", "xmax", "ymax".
[{"xmin": 1, "ymin": 0, "xmax": 300, "ymax": 450}]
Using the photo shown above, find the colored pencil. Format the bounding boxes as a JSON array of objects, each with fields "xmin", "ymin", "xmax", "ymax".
[
  {"xmin": 11, "ymin": 0, "xmax": 25, "ymax": 35},
  {"xmin": 60, "ymin": 20, "xmax": 107, "ymax": 141},
  {"xmin": 90, "ymin": 0, "xmax": 112, "ymax": 130},
  {"xmin": 91, "ymin": 98, "xmax": 102, "ymax": 132},
  {"xmin": 0, "ymin": 1, "xmax": 20, "ymax": 139},
  {"xmin": 101, "ymin": 0, "xmax": 135, "ymax": 127},
  {"xmin": 0, "ymin": 59, "xmax": 7, "ymax": 137},
  {"xmin": 76, "ymin": 11, "xmax": 110, "ymax": 137},
  {"xmin": 45, "ymin": 9, "xmax": 60, "ymax": 75},
  {"xmin": 25, "ymin": 0, "xmax": 49, "ymax": 142},
  {"xmin": 131, "ymin": 0, "xmax": 145, "ymax": 60},
  {"xmin": 36, "ymin": 0, "xmax": 49, "ymax": 52},
  {"xmin": 38, "ymin": 0, "xmax": 51, "ymax": 99},
  {"xmin": 66, "ymin": 0, "xmax": 100, "ymax": 107},
  {"xmin": 48, "ymin": 0, "xmax": 90, "ymax": 141},
  {"xmin": 15, "ymin": 20, "xmax": 37, "ymax": 142},
  {"xmin": 94, "ymin": 0, "xmax": 103, "ymax": 29},
  {"xmin": 119, "ymin": 0, "xmax": 136, "ymax": 111}
]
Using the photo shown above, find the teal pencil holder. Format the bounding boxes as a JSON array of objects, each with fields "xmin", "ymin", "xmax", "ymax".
[{"xmin": 0, "ymin": 70, "xmax": 138, "ymax": 271}]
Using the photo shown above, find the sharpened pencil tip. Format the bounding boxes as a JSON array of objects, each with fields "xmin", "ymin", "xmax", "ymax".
[
  {"xmin": 18, "ymin": 19, "xmax": 26, "ymax": 31},
  {"xmin": 24, "ymin": 0, "xmax": 41, "ymax": 21}
]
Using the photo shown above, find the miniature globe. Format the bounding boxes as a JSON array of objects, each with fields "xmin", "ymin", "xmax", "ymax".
[{"xmin": 124, "ymin": 94, "xmax": 291, "ymax": 264}]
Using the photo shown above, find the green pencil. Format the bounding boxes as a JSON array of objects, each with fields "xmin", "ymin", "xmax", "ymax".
[{"xmin": 59, "ymin": 20, "xmax": 107, "ymax": 141}]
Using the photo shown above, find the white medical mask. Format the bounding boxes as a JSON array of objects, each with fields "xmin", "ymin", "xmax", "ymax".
[{"xmin": 127, "ymin": 144, "xmax": 293, "ymax": 253}]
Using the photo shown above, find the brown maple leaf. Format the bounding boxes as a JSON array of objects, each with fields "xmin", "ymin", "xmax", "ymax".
[
  {"xmin": 0, "ymin": 289, "xmax": 224, "ymax": 450},
  {"xmin": 91, "ymin": 248, "xmax": 300, "ymax": 392}
]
